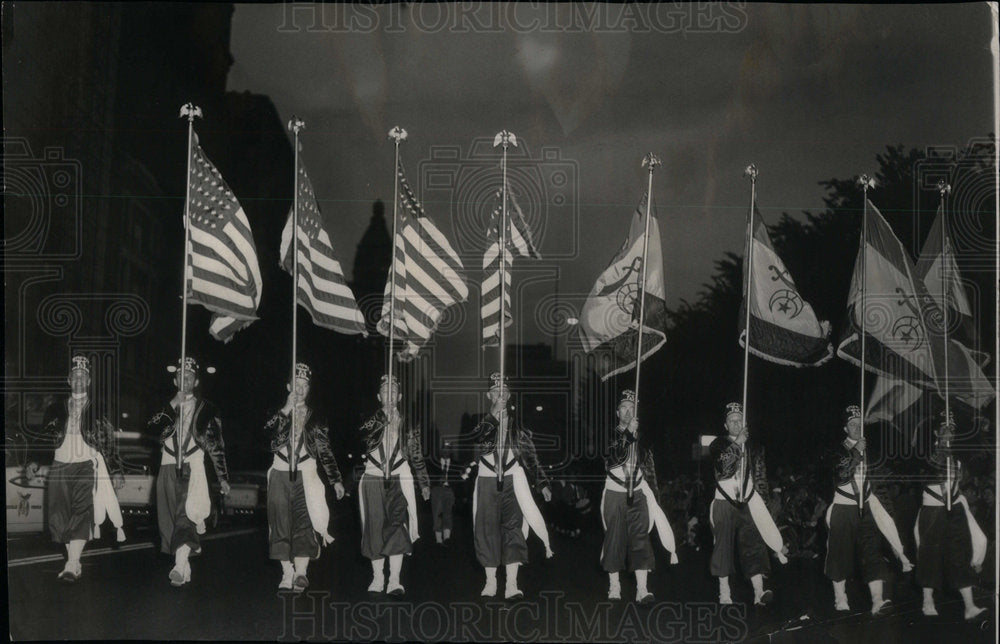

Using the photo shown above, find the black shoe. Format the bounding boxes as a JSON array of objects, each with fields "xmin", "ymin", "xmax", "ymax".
[{"xmin": 756, "ymin": 589, "xmax": 773, "ymax": 607}]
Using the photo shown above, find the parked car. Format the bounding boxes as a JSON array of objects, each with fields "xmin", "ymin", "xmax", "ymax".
[
  {"xmin": 116, "ymin": 430, "xmax": 158, "ymax": 524},
  {"xmin": 213, "ymin": 471, "xmax": 266, "ymax": 520},
  {"xmin": 6, "ymin": 456, "xmax": 49, "ymax": 534}
]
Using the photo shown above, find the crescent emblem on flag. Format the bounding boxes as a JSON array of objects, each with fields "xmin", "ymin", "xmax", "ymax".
[
  {"xmin": 891, "ymin": 316, "xmax": 924, "ymax": 351},
  {"xmin": 768, "ymin": 289, "xmax": 803, "ymax": 318},
  {"xmin": 598, "ymin": 256, "xmax": 643, "ymax": 299}
]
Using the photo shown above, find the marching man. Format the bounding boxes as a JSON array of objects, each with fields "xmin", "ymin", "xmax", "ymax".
[
  {"xmin": 147, "ymin": 357, "xmax": 231, "ymax": 587},
  {"xmin": 463, "ymin": 372, "xmax": 553, "ymax": 599},
  {"xmin": 429, "ymin": 440, "xmax": 458, "ymax": 545},
  {"xmin": 824, "ymin": 405, "xmax": 912, "ymax": 615},
  {"xmin": 357, "ymin": 374, "xmax": 429, "ymax": 596},
  {"xmin": 709, "ymin": 402, "xmax": 787, "ymax": 606},
  {"xmin": 264, "ymin": 363, "xmax": 345, "ymax": 592},
  {"xmin": 600, "ymin": 389, "xmax": 677, "ymax": 603},
  {"xmin": 915, "ymin": 411, "xmax": 986, "ymax": 619},
  {"xmin": 43, "ymin": 355, "xmax": 126, "ymax": 582}
]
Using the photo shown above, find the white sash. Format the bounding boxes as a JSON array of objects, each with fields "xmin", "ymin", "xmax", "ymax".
[
  {"xmin": 867, "ymin": 494, "xmax": 912, "ymax": 570},
  {"xmin": 914, "ymin": 496, "xmax": 987, "ymax": 569},
  {"xmin": 827, "ymin": 494, "xmax": 912, "ymax": 571},
  {"xmin": 472, "ymin": 464, "xmax": 552, "ymax": 555},
  {"xmin": 602, "ymin": 480, "xmax": 678, "ymax": 563},
  {"xmin": 92, "ymin": 454, "xmax": 125, "ymax": 542},
  {"xmin": 185, "ymin": 452, "xmax": 211, "ymax": 535},
  {"xmin": 267, "ymin": 459, "xmax": 333, "ymax": 545},
  {"xmin": 359, "ymin": 462, "xmax": 418, "ymax": 543},
  {"xmin": 746, "ymin": 492, "xmax": 788, "ymax": 563}
]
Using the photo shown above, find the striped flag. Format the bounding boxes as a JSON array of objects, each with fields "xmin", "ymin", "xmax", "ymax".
[
  {"xmin": 279, "ymin": 150, "xmax": 365, "ymax": 336},
  {"xmin": 377, "ymin": 160, "xmax": 468, "ymax": 361},
  {"xmin": 185, "ymin": 135, "xmax": 263, "ymax": 342},
  {"xmin": 481, "ymin": 184, "xmax": 541, "ymax": 347}
]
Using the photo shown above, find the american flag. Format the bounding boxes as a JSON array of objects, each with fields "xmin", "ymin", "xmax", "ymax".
[
  {"xmin": 279, "ymin": 151, "xmax": 365, "ymax": 336},
  {"xmin": 185, "ymin": 135, "xmax": 263, "ymax": 342},
  {"xmin": 378, "ymin": 160, "xmax": 468, "ymax": 361},
  {"xmin": 481, "ymin": 183, "xmax": 541, "ymax": 347}
]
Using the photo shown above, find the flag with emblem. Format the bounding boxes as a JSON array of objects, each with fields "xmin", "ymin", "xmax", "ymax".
[
  {"xmin": 185, "ymin": 134, "xmax": 263, "ymax": 342},
  {"xmin": 738, "ymin": 200, "xmax": 832, "ymax": 366},
  {"xmin": 579, "ymin": 194, "xmax": 667, "ymax": 380},
  {"xmin": 481, "ymin": 183, "xmax": 541, "ymax": 347},
  {"xmin": 378, "ymin": 160, "xmax": 468, "ymax": 360},
  {"xmin": 866, "ymin": 202, "xmax": 994, "ymax": 423},
  {"xmin": 837, "ymin": 199, "xmax": 942, "ymax": 390},
  {"xmin": 279, "ymin": 145, "xmax": 365, "ymax": 335}
]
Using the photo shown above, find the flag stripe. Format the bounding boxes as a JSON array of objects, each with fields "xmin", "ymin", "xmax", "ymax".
[
  {"xmin": 378, "ymin": 160, "xmax": 468, "ymax": 359},
  {"xmin": 279, "ymin": 154, "xmax": 365, "ymax": 336},
  {"xmin": 185, "ymin": 138, "xmax": 262, "ymax": 342}
]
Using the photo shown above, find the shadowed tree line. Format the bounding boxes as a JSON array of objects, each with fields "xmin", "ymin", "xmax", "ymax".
[{"xmin": 651, "ymin": 138, "xmax": 996, "ymax": 474}]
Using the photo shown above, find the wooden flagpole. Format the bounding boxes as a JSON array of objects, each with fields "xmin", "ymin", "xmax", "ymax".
[
  {"xmin": 385, "ymin": 126, "xmax": 408, "ymax": 487},
  {"xmin": 177, "ymin": 102, "xmax": 201, "ymax": 475},
  {"xmin": 857, "ymin": 174, "xmax": 876, "ymax": 511},
  {"xmin": 937, "ymin": 180, "xmax": 953, "ymax": 511},
  {"xmin": 494, "ymin": 130, "xmax": 517, "ymax": 492},
  {"xmin": 738, "ymin": 164, "xmax": 758, "ymax": 502},
  {"xmin": 287, "ymin": 117, "xmax": 306, "ymax": 481},
  {"xmin": 625, "ymin": 153, "xmax": 660, "ymax": 505}
]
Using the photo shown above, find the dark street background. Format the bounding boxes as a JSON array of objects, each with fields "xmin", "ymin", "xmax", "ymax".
[{"xmin": 8, "ymin": 489, "xmax": 994, "ymax": 642}]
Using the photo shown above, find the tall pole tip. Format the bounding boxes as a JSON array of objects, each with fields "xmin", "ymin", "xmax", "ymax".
[
  {"xmin": 642, "ymin": 153, "xmax": 661, "ymax": 170},
  {"xmin": 857, "ymin": 174, "xmax": 876, "ymax": 192},
  {"xmin": 743, "ymin": 164, "xmax": 758, "ymax": 181},
  {"xmin": 493, "ymin": 130, "xmax": 517, "ymax": 148},
  {"xmin": 388, "ymin": 126, "xmax": 408, "ymax": 143},
  {"xmin": 179, "ymin": 103, "xmax": 202, "ymax": 120},
  {"xmin": 288, "ymin": 117, "xmax": 306, "ymax": 133}
]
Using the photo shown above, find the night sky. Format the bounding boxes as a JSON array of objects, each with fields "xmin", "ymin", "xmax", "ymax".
[
  {"xmin": 229, "ymin": 2, "xmax": 994, "ymax": 321},
  {"xmin": 222, "ymin": 3, "xmax": 998, "ymax": 440}
]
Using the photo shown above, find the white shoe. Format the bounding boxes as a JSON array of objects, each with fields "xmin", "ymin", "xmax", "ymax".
[
  {"xmin": 367, "ymin": 574, "xmax": 385, "ymax": 593},
  {"xmin": 719, "ymin": 593, "xmax": 733, "ymax": 605},
  {"xmin": 965, "ymin": 606, "xmax": 986, "ymax": 621},
  {"xmin": 504, "ymin": 584, "xmax": 523, "ymax": 600},
  {"xmin": 58, "ymin": 563, "xmax": 82, "ymax": 583},
  {"xmin": 278, "ymin": 573, "xmax": 293, "ymax": 591},
  {"xmin": 922, "ymin": 604, "xmax": 938, "ymax": 617},
  {"xmin": 169, "ymin": 563, "xmax": 190, "ymax": 587},
  {"xmin": 481, "ymin": 578, "xmax": 497, "ymax": 597},
  {"xmin": 835, "ymin": 599, "xmax": 850, "ymax": 612},
  {"xmin": 608, "ymin": 583, "xmax": 621, "ymax": 600},
  {"xmin": 871, "ymin": 599, "xmax": 891, "ymax": 616}
]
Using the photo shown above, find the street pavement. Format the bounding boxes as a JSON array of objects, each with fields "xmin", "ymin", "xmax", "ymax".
[{"xmin": 7, "ymin": 493, "xmax": 995, "ymax": 642}]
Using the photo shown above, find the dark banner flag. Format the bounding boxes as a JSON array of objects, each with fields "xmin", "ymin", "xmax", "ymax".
[
  {"xmin": 738, "ymin": 203, "xmax": 832, "ymax": 366},
  {"xmin": 579, "ymin": 194, "xmax": 667, "ymax": 381}
]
